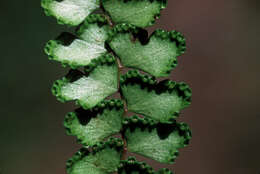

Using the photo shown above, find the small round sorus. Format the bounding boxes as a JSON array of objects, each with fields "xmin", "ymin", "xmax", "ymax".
[
  {"xmin": 122, "ymin": 119, "xmax": 129, "ymax": 125},
  {"xmin": 131, "ymin": 116, "xmax": 139, "ymax": 123},
  {"xmin": 179, "ymin": 82, "xmax": 188, "ymax": 90},
  {"xmin": 116, "ymin": 100, "xmax": 121, "ymax": 106},
  {"xmin": 169, "ymin": 156, "xmax": 175, "ymax": 163},
  {"xmin": 88, "ymin": 62, "xmax": 96, "ymax": 68},
  {"xmin": 142, "ymin": 77, "xmax": 148, "ymax": 83},
  {"xmin": 92, "ymin": 144, "xmax": 98, "ymax": 151},
  {"xmin": 99, "ymin": 102, "xmax": 106, "ymax": 108},
  {"xmin": 66, "ymin": 159, "xmax": 73, "ymax": 168},
  {"xmin": 100, "ymin": 56, "xmax": 107, "ymax": 63},
  {"xmin": 161, "ymin": 32, "xmax": 168, "ymax": 39},
  {"xmin": 148, "ymin": 79, "xmax": 155, "ymax": 85},
  {"xmin": 184, "ymin": 89, "xmax": 192, "ymax": 97},
  {"xmin": 116, "ymin": 140, "xmax": 124, "ymax": 147},
  {"xmin": 107, "ymin": 56, "xmax": 114, "ymax": 63},
  {"xmin": 126, "ymin": 72, "xmax": 132, "ymax": 78},
  {"xmin": 76, "ymin": 138, "xmax": 84, "ymax": 144},
  {"xmin": 168, "ymin": 82, "xmax": 176, "ymax": 89},
  {"xmin": 128, "ymin": 159, "xmax": 136, "ymax": 164},
  {"xmin": 107, "ymin": 30, "xmax": 114, "ymax": 38},
  {"xmin": 116, "ymin": 26, "xmax": 123, "ymax": 33},
  {"xmin": 91, "ymin": 15, "xmax": 98, "ymax": 21},
  {"xmin": 93, "ymin": 106, "xmax": 100, "ymax": 111},
  {"xmin": 86, "ymin": 16, "xmax": 94, "ymax": 23},
  {"xmin": 174, "ymin": 150, "xmax": 179, "ymax": 157},
  {"xmin": 140, "ymin": 162, "xmax": 146, "ymax": 169},
  {"xmin": 84, "ymin": 65, "xmax": 92, "ymax": 72},
  {"xmin": 154, "ymin": 29, "xmax": 162, "ymax": 36},
  {"xmin": 120, "ymin": 76, "xmax": 126, "ymax": 83},
  {"xmin": 109, "ymin": 100, "xmax": 115, "ymax": 106},
  {"xmin": 65, "ymin": 112, "xmax": 74, "ymax": 120},
  {"xmin": 99, "ymin": 16, "xmax": 106, "ymax": 23},
  {"xmin": 122, "ymin": 24, "xmax": 129, "ymax": 31},
  {"xmin": 142, "ymin": 119, "xmax": 148, "ymax": 125},
  {"xmin": 130, "ymin": 70, "xmax": 138, "ymax": 77},
  {"xmin": 170, "ymin": 30, "xmax": 177, "ymax": 38},
  {"xmin": 174, "ymin": 111, "xmax": 180, "ymax": 116}
]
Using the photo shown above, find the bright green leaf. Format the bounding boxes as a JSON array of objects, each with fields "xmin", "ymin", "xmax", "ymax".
[
  {"xmin": 45, "ymin": 14, "xmax": 111, "ymax": 68},
  {"xmin": 64, "ymin": 99, "xmax": 124, "ymax": 146},
  {"xmin": 41, "ymin": 0, "xmax": 100, "ymax": 26},
  {"xmin": 120, "ymin": 70, "xmax": 191, "ymax": 123},
  {"xmin": 102, "ymin": 0, "xmax": 167, "ymax": 27},
  {"xmin": 107, "ymin": 24, "xmax": 186, "ymax": 77},
  {"xmin": 122, "ymin": 116, "xmax": 191, "ymax": 164},
  {"xmin": 66, "ymin": 138, "xmax": 124, "ymax": 174},
  {"xmin": 51, "ymin": 54, "xmax": 118, "ymax": 109}
]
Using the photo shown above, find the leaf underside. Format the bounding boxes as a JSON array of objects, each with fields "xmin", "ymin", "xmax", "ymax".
[
  {"xmin": 51, "ymin": 54, "xmax": 118, "ymax": 109},
  {"xmin": 66, "ymin": 138, "xmax": 124, "ymax": 174},
  {"xmin": 120, "ymin": 70, "xmax": 191, "ymax": 123},
  {"xmin": 123, "ymin": 116, "xmax": 191, "ymax": 164},
  {"xmin": 41, "ymin": 0, "xmax": 100, "ymax": 26},
  {"xmin": 108, "ymin": 24, "xmax": 186, "ymax": 77},
  {"xmin": 45, "ymin": 14, "xmax": 111, "ymax": 69},
  {"xmin": 64, "ymin": 99, "xmax": 124, "ymax": 146},
  {"xmin": 102, "ymin": 0, "xmax": 166, "ymax": 27}
]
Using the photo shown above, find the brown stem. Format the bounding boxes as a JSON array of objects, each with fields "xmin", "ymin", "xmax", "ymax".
[
  {"xmin": 116, "ymin": 59, "xmax": 128, "ymax": 160},
  {"xmin": 101, "ymin": 6, "xmax": 129, "ymax": 160}
]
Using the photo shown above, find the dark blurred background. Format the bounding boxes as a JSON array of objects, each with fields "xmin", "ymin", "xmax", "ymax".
[{"xmin": 0, "ymin": 0, "xmax": 258, "ymax": 173}]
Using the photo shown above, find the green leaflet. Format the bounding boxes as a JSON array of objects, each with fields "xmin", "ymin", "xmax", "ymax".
[
  {"xmin": 66, "ymin": 138, "xmax": 124, "ymax": 174},
  {"xmin": 64, "ymin": 99, "xmax": 124, "ymax": 146},
  {"xmin": 122, "ymin": 116, "xmax": 191, "ymax": 164},
  {"xmin": 102, "ymin": 0, "xmax": 167, "ymax": 27},
  {"xmin": 107, "ymin": 24, "xmax": 186, "ymax": 77},
  {"xmin": 120, "ymin": 70, "xmax": 191, "ymax": 123},
  {"xmin": 51, "ymin": 54, "xmax": 118, "ymax": 109},
  {"xmin": 45, "ymin": 14, "xmax": 111, "ymax": 69},
  {"xmin": 41, "ymin": 0, "xmax": 100, "ymax": 26}
]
